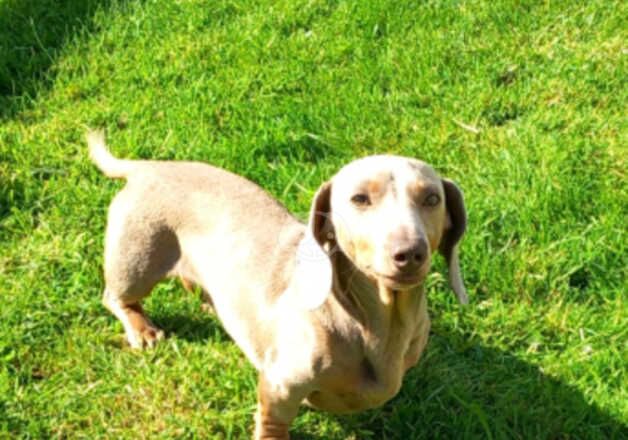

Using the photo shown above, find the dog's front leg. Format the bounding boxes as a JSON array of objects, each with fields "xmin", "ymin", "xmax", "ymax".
[{"xmin": 254, "ymin": 374, "xmax": 305, "ymax": 440}]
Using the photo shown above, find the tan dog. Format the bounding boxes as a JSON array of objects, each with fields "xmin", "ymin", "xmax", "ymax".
[{"xmin": 88, "ymin": 131, "xmax": 467, "ymax": 439}]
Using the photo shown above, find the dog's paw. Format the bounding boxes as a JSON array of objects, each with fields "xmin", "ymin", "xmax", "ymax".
[{"xmin": 127, "ymin": 325, "xmax": 165, "ymax": 349}]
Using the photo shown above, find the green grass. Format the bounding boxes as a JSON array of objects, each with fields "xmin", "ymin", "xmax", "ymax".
[{"xmin": 1, "ymin": 0, "xmax": 626, "ymax": 438}]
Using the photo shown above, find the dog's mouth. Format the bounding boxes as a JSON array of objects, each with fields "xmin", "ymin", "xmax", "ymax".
[
  {"xmin": 360, "ymin": 261, "xmax": 428, "ymax": 289},
  {"xmin": 376, "ymin": 271, "xmax": 424, "ymax": 288}
]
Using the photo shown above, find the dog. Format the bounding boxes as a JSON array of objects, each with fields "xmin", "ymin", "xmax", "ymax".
[{"xmin": 88, "ymin": 131, "xmax": 467, "ymax": 439}]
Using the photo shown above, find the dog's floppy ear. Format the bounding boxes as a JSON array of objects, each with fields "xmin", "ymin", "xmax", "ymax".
[
  {"xmin": 310, "ymin": 181, "xmax": 333, "ymax": 245},
  {"xmin": 439, "ymin": 179, "xmax": 468, "ymax": 304},
  {"xmin": 293, "ymin": 181, "xmax": 334, "ymax": 310}
]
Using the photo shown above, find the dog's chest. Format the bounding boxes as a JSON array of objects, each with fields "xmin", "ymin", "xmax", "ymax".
[
  {"xmin": 307, "ymin": 293, "xmax": 428, "ymax": 413},
  {"xmin": 306, "ymin": 343, "xmax": 408, "ymax": 413}
]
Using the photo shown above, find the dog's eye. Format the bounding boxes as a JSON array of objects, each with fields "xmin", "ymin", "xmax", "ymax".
[
  {"xmin": 351, "ymin": 194, "xmax": 371, "ymax": 206},
  {"xmin": 423, "ymin": 193, "xmax": 440, "ymax": 207}
]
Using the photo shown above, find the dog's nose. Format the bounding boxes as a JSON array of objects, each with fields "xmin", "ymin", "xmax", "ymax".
[{"xmin": 391, "ymin": 239, "xmax": 427, "ymax": 271}]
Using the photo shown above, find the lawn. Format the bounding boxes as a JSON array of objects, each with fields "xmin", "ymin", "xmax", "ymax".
[{"xmin": 0, "ymin": 0, "xmax": 626, "ymax": 438}]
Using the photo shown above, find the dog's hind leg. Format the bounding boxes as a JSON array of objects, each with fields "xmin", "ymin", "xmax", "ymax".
[
  {"xmin": 101, "ymin": 189, "xmax": 181, "ymax": 348},
  {"xmin": 180, "ymin": 277, "xmax": 214, "ymax": 314}
]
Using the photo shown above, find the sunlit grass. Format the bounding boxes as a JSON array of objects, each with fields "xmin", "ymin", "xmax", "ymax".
[{"xmin": 1, "ymin": 0, "xmax": 626, "ymax": 438}]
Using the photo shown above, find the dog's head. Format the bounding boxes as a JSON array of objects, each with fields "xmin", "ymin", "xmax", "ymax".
[{"xmin": 299, "ymin": 155, "xmax": 467, "ymax": 308}]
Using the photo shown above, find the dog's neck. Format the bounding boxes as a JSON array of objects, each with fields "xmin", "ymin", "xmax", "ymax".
[{"xmin": 327, "ymin": 249, "xmax": 423, "ymax": 346}]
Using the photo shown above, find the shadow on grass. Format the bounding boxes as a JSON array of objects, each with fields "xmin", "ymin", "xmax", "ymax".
[
  {"xmin": 145, "ymin": 307, "xmax": 626, "ymax": 438},
  {"xmin": 297, "ymin": 326, "xmax": 626, "ymax": 439},
  {"xmin": 0, "ymin": 0, "xmax": 132, "ymax": 119},
  {"xmin": 153, "ymin": 310, "xmax": 232, "ymax": 345}
]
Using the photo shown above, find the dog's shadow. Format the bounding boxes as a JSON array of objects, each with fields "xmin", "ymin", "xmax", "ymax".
[
  {"xmin": 153, "ymin": 309, "xmax": 230, "ymax": 345},
  {"xmin": 295, "ymin": 325, "xmax": 626, "ymax": 439},
  {"xmin": 150, "ymin": 308, "xmax": 625, "ymax": 439}
]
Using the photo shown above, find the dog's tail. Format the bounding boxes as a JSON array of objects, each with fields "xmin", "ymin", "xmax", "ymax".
[{"xmin": 87, "ymin": 130, "xmax": 133, "ymax": 179}]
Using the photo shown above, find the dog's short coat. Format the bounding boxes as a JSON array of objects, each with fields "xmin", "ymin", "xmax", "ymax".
[{"xmin": 88, "ymin": 131, "xmax": 467, "ymax": 439}]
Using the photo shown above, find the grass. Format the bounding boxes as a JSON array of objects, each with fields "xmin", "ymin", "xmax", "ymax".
[{"xmin": 0, "ymin": 0, "xmax": 626, "ymax": 438}]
